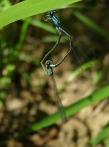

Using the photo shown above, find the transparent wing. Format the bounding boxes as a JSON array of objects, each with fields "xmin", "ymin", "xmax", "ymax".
[{"xmin": 70, "ymin": 38, "xmax": 96, "ymax": 67}]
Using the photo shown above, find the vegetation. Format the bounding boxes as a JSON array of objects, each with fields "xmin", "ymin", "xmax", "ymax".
[{"xmin": 0, "ymin": 0, "xmax": 109, "ymax": 146}]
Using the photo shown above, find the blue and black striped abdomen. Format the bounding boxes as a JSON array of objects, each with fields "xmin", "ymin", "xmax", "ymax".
[{"xmin": 51, "ymin": 14, "xmax": 61, "ymax": 28}]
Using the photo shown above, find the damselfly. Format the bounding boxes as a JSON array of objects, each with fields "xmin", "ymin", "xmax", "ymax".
[
  {"xmin": 41, "ymin": 10, "xmax": 87, "ymax": 71},
  {"xmin": 41, "ymin": 10, "xmax": 72, "ymax": 120},
  {"xmin": 41, "ymin": 10, "xmax": 72, "ymax": 74},
  {"xmin": 41, "ymin": 10, "xmax": 87, "ymax": 121},
  {"xmin": 45, "ymin": 60, "xmax": 67, "ymax": 120}
]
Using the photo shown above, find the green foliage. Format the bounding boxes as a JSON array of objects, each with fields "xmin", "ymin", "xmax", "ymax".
[
  {"xmin": 0, "ymin": 0, "xmax": 81, "ymax": 28},
  {"xmin": 30, "ymin": 19, "xmax": 56, "ymax": 34},
  {"xmin": 23, "ymin": 85, "xmax": 109, "ymax": 133},
  {"xmin": 68, "ymin": 60, "xmax": 96, "ymax": 82},
  {"xmin": 0, "ymin": 0, "xmax": 11, "ymax": 12},
  {"xmin": 0, "ymin": 1, "xmax": 109, "ymax": 145},
  {"xmin": 16, "ymin": 18, "xmax": 30, "ymax": 50},
  {"xmin": 90, "ymin": 124, "xmax": 109, "ymax": 146},
  {"xmin": 73, "ymin": 11, "xmax": 109, "ymax": 39}
]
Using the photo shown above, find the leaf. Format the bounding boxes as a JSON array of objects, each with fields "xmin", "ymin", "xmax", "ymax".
[{"xmin": 0, "ymin": 0, "xmax": 81, "ymax": 28}]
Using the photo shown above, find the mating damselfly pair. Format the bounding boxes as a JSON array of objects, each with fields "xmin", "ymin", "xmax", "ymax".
[{"xmin": 41, "ymin": 10, "xmax": 90, "ymax": 120}]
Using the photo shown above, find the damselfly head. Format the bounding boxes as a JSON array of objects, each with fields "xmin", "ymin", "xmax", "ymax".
[
  {"xmin": 45, "ymin": 60, "xmax": 51, "ymax": 68},
  {"xmin": 48, "ymin": 11, "xmax": 56, "ymax": 16},
  {"xmin": 45, "ymin": 60, "xmax": 53, "ymax": 76},
  {"xmin": 45, "ymin": 10, "xmax": 56, "ymax": 21}
]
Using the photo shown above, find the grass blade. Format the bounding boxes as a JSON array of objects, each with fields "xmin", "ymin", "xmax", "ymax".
[
  {"xmin": 22, "ymin": 85, "xmax": 109, "ymax": 133},
  {"xmin": 0, "ymin": 0, "xmax": 81, "ymax": 28},
  {"xmin": 90, "ymin": 124, "xmax": 109, "ymax": 146},
  {"xmin": 73, "ymin": 11, "xmax": 109, "ymax": 39}
]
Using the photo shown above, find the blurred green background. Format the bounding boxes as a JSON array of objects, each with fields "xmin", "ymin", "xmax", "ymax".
[{"xmin": 0, "ymin": 0, "xmax": 109, "ymax": 147}]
